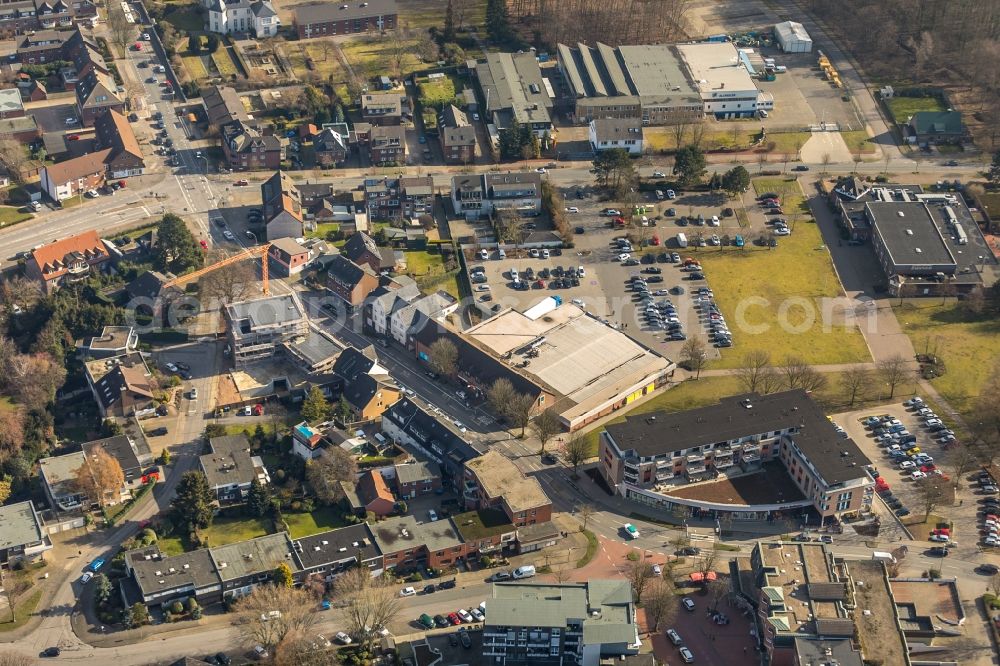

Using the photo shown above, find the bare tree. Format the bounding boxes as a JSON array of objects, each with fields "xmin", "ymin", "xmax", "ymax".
[
  {"xmin": 563, "ymin": 434, "xmax": 590, "ymax": 478},
  {"xmin": 781, "ymin": 356, "xmax": 828, "ymax": 392},
  {"xmin": 532, "ymin": 408, "xmax": 562, "ymax": 454},
  {"xmin": 493, "ymin": 208, "xmax": 526, "ymax": 246},
  {"xmin": 698, "ymin": 550, "xmax": 717, "ymax": 578},
  {"xmin": 73, "ymin": 448, "xmax": 125, "ymax": 508},
  {"xmin": 670, "ymin": 533, "xmax": 690, "ymax": 555},
  {"xmin": 670, "ymin": 119, "xmax": 688, "ymax": 150},
  {"xmin": 306, "ymin": 448, "xmax": 358, "ymax": 504},
  {"xmin": 877, "ymin": 354, "xmax": 912, "ymax": 399},
  {"xmin": 234, "ymin": 585, "xmax": 319, "ymax": 649},
  {"xmin": 317, "ymin": 40, "xmax": 334, "ymax": 62},
  {"xmin": 0, "ymin": 275, "xmax": 41, "ymax": 310},
  {"xmin": 274, "ymin": 632, "xmax": 331, "ymax": 666},
  {"xmin": 690, "ymin": 123, "xmax": 705, "ymax": 150},
  {"xmin": 507, "ymin": 392, "xmax": 536, "ymax": 437},
  {"xmin": 820, "ymin": 152, "xmax": 832, "ymax": 174},
  {"xmin": 946, "ymin": 446, "xmax": 980, "ymax": 491},
  {"xmin": 680, "ymin": 338, "xmax": 708, "ymax": 379},
  {"xmin": 487, "ymin": 378, "xmax": 516, "ymax": 416},
  {"xmin": 736, "ymin": 350, "xmax": 773, "ymax": 394},
  {"xmin": 199, "ymin": 254, "xmax": 258, "ymax": 305},
  {"xmin": 0, "ymin": 139, "xmax": 28, "ymax": 185},
  {"xmin": 427, "ymin": 338, "xmax": 458, "ymax": 377},
  {"xmin": 915, "ymin": 476, "xmax": 951, "ymax": 521},
  {"xmin": 840, "ymin": 367, "xmax": 874, "ymax": 407},
  {"xmin": 706, "ymin": 577, "xmax": 730, "ymax": 612},
  {"xmin": 577, "ymin": 503, "xmax": 596, "ymax": 532},
  {"xmin": 626, "ymin": 560, "xmax": 654, "ymax": 603},
  {"xmin": 642, "ymin": 577, "xmax": 678, "ymax": 632},
  {"xmin": 333, "ymin": 569, "xmax": 403, "ymax": 648},
  {"xmin": 107, "ymin": 5, "xmax": 134, "ymax": 57},
  {"xmin": 991, "ymin": 572, "xmax": 1000, "ymax": 598}
]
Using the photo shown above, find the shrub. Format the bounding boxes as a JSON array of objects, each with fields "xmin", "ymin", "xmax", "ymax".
[
  {"xmin": 171, "ymin": 600, "xmax": 184, "ymax": 614},
  {"xmin": 191, "ymin": 607, "xmax": 202, "ymax": 620},
  {"xmin": 164, "ymin": 610, "xmax": 174, "ymax": 623},
  {"xmin": 186, "ymin": 597, "xmax": 199, "ymax": 611}
]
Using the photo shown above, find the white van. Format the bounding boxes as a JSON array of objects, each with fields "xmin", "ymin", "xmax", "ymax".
[
  {"xmin": 655, "ymin": 190, "xmax": 664, "ymax": 201},
  {"xmin": 512, "ymin": 565, "xmax": 536, "ymax": 579},
  {"xmin": 373, "ymin": 433, "xmax": 388, "ymax": 446},
  {"xmin": 498, "ymin": 248, "xmax": 506, "ymax": 259}
]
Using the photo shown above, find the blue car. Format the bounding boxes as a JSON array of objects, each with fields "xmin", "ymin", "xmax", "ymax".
[{"xmin": 89, "ymin": 558, "xmax": 105, "ymax": 572}]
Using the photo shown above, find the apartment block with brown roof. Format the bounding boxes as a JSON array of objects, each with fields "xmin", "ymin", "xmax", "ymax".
[
  {"xmin": 25, "ymin": 229, "xmax": 111, "ymax": 292},
  {"xmin": 94, "ymin": 109, "xmax": 144, "ymax": 178},
  {"xmin": 222, "ymin": 121, "xmax": 285, "ymax": 171},
  {"xmin": 39, "ymin": 149, "xmax": 110, "ymax": 203},
  {"xmin": 369, "ymin": 125, "xmax": 406, "ymax": 166},
  {"xmin": 463, "ymin": 450, "xmax": 552, "ymax": 527}
]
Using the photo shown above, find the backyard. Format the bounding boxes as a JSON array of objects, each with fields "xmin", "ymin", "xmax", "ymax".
[
  {"xmin": 339, "ymin": 35, "xmax": 425, "ymax": 80},
  {"xmin": 693, "ymin": 177, "xmax": 871, "ymax": 369},
  {"xmin": 284, "ymin": 506, "xmax": 349, "ymax": 539},
  {"xmin": 885, "ymin": 94, "xmax": 948, "ymax": 124},
  {"xmin": 893, "ymin": 300, "xmax": 1000, "ymax": 413},
  {"xmin": 0, "ymin": 206, "xmax": 31, "ymax": 227},
  {"xmin": 158, "ymin": 514, "xmax": 272, "ymax": 555}
]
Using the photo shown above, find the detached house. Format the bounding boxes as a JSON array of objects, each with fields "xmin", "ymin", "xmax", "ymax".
[
  {"xmin": 84, "ymin": 351, "xmax": 155, "ymax": 417},
  {"xmin": 222, "ymin": 120, "xmax": 285, "ymax": 171},
  {"xmin": 361, "ymin": 92, "xmax": 403, "ymax": 125},
  {"xmin": 314, "ymin": 127, "xmax": 349, "ymax": 167},
  {"xmin": 94, "ymin": 109, "xmax": 145, "ymax": 177},
  {"xmin": 260, "ymin": 170, "xmax": 304, "ymax": 240},
  {"xmin": 267, "ymin": 237, "xmax": 313, "ymax": 277},
  {"xmin": 439, "ymin": 105, "xmax": 477, "ymax": 165},
  {"xmin": 199, "ymin": 434, "xmax": 270, "ymax": 506},
  {"xmin": 589, "ymin": 117, "xmax": 644, "ymax": 155},
  {"xmin": 331, "ymin": 346, "xmax": 401, "ymax": 422},
  {"xmin": 356, "ymin": 470, "xmax": 395, "ymax": 517},
  {"xmin": 0, "ymin": 502, "xmax": 52, "ymax": 569},
  {"xmin": 25, "ymin": 230, "xmax": 110, "ymax": 292},
  {"xmin": 206, "ymin": 0, "xmax": 279, "ymax": 37}
]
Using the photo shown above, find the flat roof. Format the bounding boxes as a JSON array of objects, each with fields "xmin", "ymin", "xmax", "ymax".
[
  {"xmin": 226, "ymin": 294, "xmax": 305, "ymax": 328},
  {"xmin": 675, "ymin": 42, "xmax": 759, "ymax": 96},
  {"xmin": 488, "ymin": 580, "xmax": 635, "ymax": 645},
  {"xmin": 209, "ymin": 532, "xmax": 299, "ymax": 582},
  {"xmin": 452, "ymin": 509, "xmax": 514, "ymax": 541},
  {"xmin": 756, "ymin": 542, "xmax": 842, "ymax": 636},
  {"xmin": 476, "ymin": 52, "xmax": 552, "ymax": 127},
  {"xmin": 605, "ymin": 390, "xmax": 871, "ymax": 486},
  {"xmin": 293, "ymin": 523, "xmax": 381, "ymax": 570},
  {"xmin": 200, "ymin": 434, "xmax": 263, "ymax": 489},
  {"xmin": 849, "ymin": 560, "xmax": 909, "ymax": 666},
  {"xmin": 40, "ymin": 451, "xmax": 86, "ymax": 496},
  {"xmin": 293, "ymin": 0, "xmax": 397, "ymax": 24},
  {"xmin": 464, "ymin": 304, "xmax": 673, "ymax": 422},
  {"xmin": 465, "ymin": 450, "xmax": 549, "ymax": 514},
  {"xmin": 128, "ymin": 548, "xmax": 220, "ymax": 595},
  {"xmin": 370, "ymin": 514, "xmax": 463, "ymax": 554},
  {"xmin": 662, "ymin": 461, "xmax": 805, "ymax": 505},
  {"xmin": 0, "ymin": 501, "xmax": 45, "ymax": 550},
  {"xmin": 0, "ymin": 88, "xmax": 23, "ymax": 115},
  {"xmin": 285, "ymin": 324, "xmax": 344, "ymax": 368},
  {"xmin": 619, "ymin": 44, "xmax": 700, "ymax": 102},
  {"xmin": 868, "ymin": 201, "xmax": 955, "ymax": 268}
]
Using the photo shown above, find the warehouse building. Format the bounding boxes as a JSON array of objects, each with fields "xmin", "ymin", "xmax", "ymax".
[
  {"xmin": 774, "ymin": 21, "xmax": 813, "ymax": 52},
  {"xmin": 675, "ymin": 42, "xmax": 773, "ymax": 118},
  {"xmin": 556, "ymin": 42, "xmax": 702, "ymax": 125}
]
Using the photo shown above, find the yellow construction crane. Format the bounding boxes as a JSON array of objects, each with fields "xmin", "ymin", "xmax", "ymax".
[{"xmin": 163, "ymin": 242, "xmax": 272, "ymax": 295}]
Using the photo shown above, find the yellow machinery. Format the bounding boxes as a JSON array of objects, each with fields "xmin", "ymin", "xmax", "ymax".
[{"xmin": 162, "ymin": 242, "xmax": 272, "ymax": 295}]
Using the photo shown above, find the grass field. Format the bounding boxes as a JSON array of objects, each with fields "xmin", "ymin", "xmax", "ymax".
[
  {"xmin": 893, "ymin": 301, "xmax": 1000, "ymax": 413},
  {"xmin": 182, "ymin": 54, "xmax": 208, "ymax": 81},
  {"xmin": 765, "ymin": 131, "xmax": 812, "ymax": 154},
  {"xmin": 0, "ymin": 589, "xmax": 42, "ymax": 632},
  {"xmin": 212, "ymin": 50, "xmax": 239, "ymax": 78},
  {"xmin": 841, "ymin": 130, "xmax": 877, "ymax": 155},
  {"xmin": 402, "ymin": 0, "xmax": 486, "ymax": 30},
  {"xmin": 690, "ymin": 178, "xmax": 870, "ymax": 369},
  {"xmin": 404, "ymin": 249, "xmax": 447, "ymax": 275},
  {"xmin": 885, "ymin": 95, "xmax": 947, "ymax": 124},
  {"xmin": 284, "ymin": 507, "xmax": 349, "ymax": 539},
  {"xmin": 645, "ymin": 128, "xmax": 760, "ymax": 153},
  {"xmin": 418, "ymin": 76, "xmax": 458, "ymax": 108},
  {"xmin": 306, "ymin": 222, "xmax": 340, "ymax": 240},
  {"xmin": 0, "ymin": 206, "xmax": 30, "ymax": 227},
  {"xmin": 162, "ymin": 5, "xmax": 203, "ymax": 32},
  {"xmin": 340, "ymin": 36, "xmax": 424, "ymax": 80},
  {"xmin": 158, "ymin": 515, "xmax": 271, "ymax": 553}
]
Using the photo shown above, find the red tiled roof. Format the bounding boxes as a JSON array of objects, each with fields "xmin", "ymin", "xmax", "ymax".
[{"xmin": 30, "ymin": 230, "xmax": 108, "ymax": 276}]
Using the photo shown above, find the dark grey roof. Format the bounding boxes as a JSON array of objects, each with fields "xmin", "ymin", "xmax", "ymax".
[
  {"xmin": 867, "ymin": 201, "xmax": 955, "ymax": 268},
  {"xmin": 200, "ymin": 434, "xmax": 259, "ymax": 489},
  {"xmin": 383, "ymin": 398, "xmax": 481, "ymax": 465},
  {"xmin": 343, "ymin": 232, "xmax": 381, "ymax": 263},
  {"xmin": 806, "ymin": 582, "xmax": 847, "ymax": 601},
  {"xmin": 292, "ymin": 523, "xmax": 381, "ymax": 570},
  {"xmin": 327, "ymin": 255, "xmax": 373, "ymax": 287},
  {"xmin": 250, "ymin": 0, "xmax": 276, "ymax": 17},
  {"xmin": 793, "ymin": 638, "xmax": 863, "ymax": 665},
  {"xmin": 127, "ymin": 548, "xmax": 220, "ymax": 597},
  {"xmin": 83, "ymin": 434, "xmax": 142, "ymax": 477},
  {"xmin": 395, "ymin": 460, "xmax": 441, "ymax": 485},
  {"xmin": 476, "ymin": 52, "xmax": 552, "ymax": 126},
  {"xmin": 591, "ymin": 117, "xmax": 644, "ymax": 142},
  {"xmin": 201, "ymin": 86, "xmax": 247, "ymax": 126},
  {"xmin": 294, "ymin": 0, "xmax": 397, "ymax": 24},
  {"xmin": 126, "ymin": 270, "xmax": 174, "ymax": 300},
  {"xmin": 605, "ymin": 390, "xmax": 871, "ymax": 486},
  {"xmin": 0, "ymin": 501, "xmax": 46, "ymax": 550}
]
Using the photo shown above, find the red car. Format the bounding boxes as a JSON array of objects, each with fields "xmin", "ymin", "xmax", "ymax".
[
  {"xmin": 235, "ymin": 179, "xmax": 249, "ymax": 186},
  {"xmin": 920, "ymin": 464, "xmax": 936, "ymax": 473},
  {"xmin": 447, "ymin": 612, "xmax": 461, "ymax": 625},
  {"xmin": 67, "ymin": 134, "xmax": 80, "ymax": 141},
  {"xmin": 199, "ymin": 239, "xmax": 208, "ymax": 250}
]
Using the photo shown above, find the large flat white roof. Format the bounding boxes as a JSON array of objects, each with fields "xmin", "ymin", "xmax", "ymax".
[
  {"xmin": 676, "ymin": 42, "xmax": 759, "ymax": 96},
  {"xmin": 464, "ymin": 304, "xmax": 673, "ymax": 421}
]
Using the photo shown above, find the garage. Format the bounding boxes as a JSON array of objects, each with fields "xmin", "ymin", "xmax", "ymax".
[{"xmin": 774, "ymin": 21, "xmax": 813, "ymax": 53}]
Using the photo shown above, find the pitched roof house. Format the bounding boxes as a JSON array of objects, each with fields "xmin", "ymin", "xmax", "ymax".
[
  {"xmin": 202, "ymin": 85, "xmax": 249, "ymax": 127},
  {"xmin": 222, "ymin": 120, "xmax": 285, "ymax": 171},
  {"xmin": 342, "ymin": 231, "xmax": 395, "ymax": 273},
  {"xmin": 356, "ymin": 470, "xmax": 396, "ymax": 517},
  {"xmin": 331, "ymin": 347, "xmax": 401, "ymax": 421},
  {"xmin": 199, "ymin": 434, "xmax": 271, "ymax": 506},
  {"xmin": 84, "ymin": 351, "xmax": 155, "ymax": 417},
  {"xmin": 25, "ymin": 229, "xmax": 111, "ymax": 292},
  {"xmin": 39, "ymin": 148, "xmax": 112, "ymax": 202},
  {"xmin": 314, "ymin": 127, "xmax": 349, "ymax": 167},
  {"xmin": 325, "ymin": 255, "xmax": 379, "ymax": 310},
  {"xmin": 75, "ymin": 68, "xmax": 124, "ymax": 126},
  {"xmin": 94, "ymin": 109, "xmax": 144, "ymax": 177},
  {"xmin": 260, "ymin": 170, "xmax": 304, "ymax": 240}
]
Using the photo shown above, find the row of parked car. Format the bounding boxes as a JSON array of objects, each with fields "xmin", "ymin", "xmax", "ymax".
[
  {"xmin": 417, "ymin": 601, "xmax": 488, "ymax": 630},
  {"xmin": 693, "ymin": 286, "xmax": 731, "ymax": 348},
  {"xmin": 980, "ymin": 490, "xmax": 1000, "ymax": 547}
]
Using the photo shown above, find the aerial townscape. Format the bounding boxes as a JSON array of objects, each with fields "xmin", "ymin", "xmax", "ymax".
[{"xmin": 1, "ymin": 0, "xmax": 1000, "ymax": 664}]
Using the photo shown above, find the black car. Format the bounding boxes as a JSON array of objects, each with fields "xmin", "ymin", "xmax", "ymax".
[
  {"xmin": 792, "ymin": 165, "xmax": 810, "ymax": 171},
  {"xmin": 438, "ymin": 579, "xmax": 456, "ymax": 589},
  {"xmin": 657, "ymin": 253, "xmax": 670, "ymax": 263},
  {"xmin": 896, "ymin": 507, "xmax": 911, "ymax": 516},
  {"xmin": 149, "ymin": 427, "xmax": 168, "ymax": 437},
  {"xmin": 679, "ymin": 546, "xmax": 701, "ymax": 556},
  {"xmin": 215, "ymin": 654, "xmax": 232, "ymax": 666},
  {"xmin": 459, "ymin": 627, "xmax": 472, "ymax": 649},
  {"xmin": 641, "ymin": 253, "xmax": 656, "ymax": 264},
  {"xmin": 666, "ymin": 208, "xmax": 676, "ymax": 216},
  {"xmin": 448, "ymin": 633, "xmax": 459, "ymax": 647},
  {"xmin": 687, "ymin": 272, "xmax": 704, "ymax": 280},
  {"xmin": 647, "ymin": 276, "xmax": 664, "ymax": 283},
  {"xmin": 179, "ymin": 370, "xmax": 192, "ymax": 380},
  {"xmin": 423, "ymin": 584, "xmax": 436, "ymax": 594},
  {"xmin": 677, "ymin": 217, "xmax": 689, "ymax": 226},
  {"xmin": 643, "ymin": 267, "xmax": 662, "ymax": 274},
  {"xmin": 575, "ymin": 226, "xmax": 585, "ymax": 234},
  {"xmin": 41, "ymin": 648, "xmax": 61, "ymax": 658},
  {"xmin": 175, "ymin": 361, "xmax": 191, "ymax": 371},
  {"xmin": 434, "ymin": 614, "xmax": 449, "ymax": 628},
  {"xmin": 978, "ymin": 563, "xmax": 1000, "ymax": 575},
  {"xmin": 541, "ymin": 453, "xmax": 557, "ymax": 465},
  {"xmin": 928, "ymin": 546, "xmax": 949, "ymax": 557}
]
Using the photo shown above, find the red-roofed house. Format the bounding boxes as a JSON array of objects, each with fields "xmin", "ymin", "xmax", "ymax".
[
  {"xmin": 357, "ymin": 470, "xmax": 395, "ymax": 517},
  {"xmin": 25, "ymin": 230, "xmax": 111, "ymax": 293},
  {"xmin": 39, "ymin": 148, "xmax": 110, "ymax": 202}
]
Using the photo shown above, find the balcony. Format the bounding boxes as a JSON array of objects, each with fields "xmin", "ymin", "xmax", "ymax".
[
  {"xmin": 714, "ymin": 455, "xmax": 735, "ymax": 469},
  {"xmin": 686, "ymin": 461, "xmax": 706, "ymax": 474},
  {"xmin": 655, "ymin": 470, "xmax": 676, "ymax": 482}
]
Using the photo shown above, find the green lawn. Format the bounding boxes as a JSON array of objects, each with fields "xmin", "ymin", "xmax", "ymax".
[
  {"xmin": 340, "ymin": 36, "xmax": 424, "ymax": 80},
  {"xmin": 284, "ymin": 507, "xmax": 350, "ymax": 539},
  {"xmin": 418, "ymin": 76, "xmax": 458, "ymax": 108},
  {"xmin": 692, "ymin": 178, "xmax": 870, "ymax": 368},
  {"xmin": 0, "ymin": 589, "xmax": 42, "ymax": 632},
  {"xmin": 0, "ymin": 206, "xmax": 30, "ymax": 227},
  {"xmin": 893, "ymin": 301, "xmax": 1000, "ymax": 413},
  {"xmin": 157, "ymin": 535, "xmax": 185, "ymax": 556},
  {"xmin": 766, "ymin": 131, "xmax": 812, "ymax": 154},
  {"xmin": 212, "ymin": 50, "xmax": 239, "ymax": 78},
  {"xmin": 885, "ymin": 95, "xmax": 947, "ymax": 124},
  {"xmin": 182, "ymin": 54, "xmax": 208, "ymax": 81},
  {"xmin": 198, "ymin": 515, "xmax": 271, "ymax": 549},
  {"xmin": 403, "ymin": 249, "xmax": 446, "ymax": 276},
  {"xmin": 163, "ymin": 6, "xmax": 203, "ymax": 32},
  {"xmin": 841, "ymin": 130, "xmax": 877, "ymax": 155},
  {"xmin": 306, "ymin": 222, "xmax": 340, "ymax": 240}
]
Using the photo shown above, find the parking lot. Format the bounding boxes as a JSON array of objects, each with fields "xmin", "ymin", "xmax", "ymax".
[
  {"xmin": 833, "ymin": 400, "xmax": 957, "ymax": 534},
  {"xmin": 466, "ymin": 183, "xmax": 747, "ymax": 360},
  {"xmin": 649, "ymin": 590, "xmax": 758, "ymax": 665}
]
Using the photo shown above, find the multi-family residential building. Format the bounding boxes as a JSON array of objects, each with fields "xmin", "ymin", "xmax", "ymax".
[
  {"xmin": 293, "ymin": 0, "xmax": 397, "ymax": 39},
  {"xmin": 25, "ymin": 230, "xmax": 111, "ymax": 291},
  {"xmin": 331, "ymin": 346, "xmax": 400, "ymax": 422},
  {"xmin": 438, "ymin": 104, "xmax": 477, "ymax": 164},
  {"xmin": 222, "ymin": 120, "xmax": 285, "ymax": 171},
  {"xmin": 464, "ymin": 450, "xmax": 551, "ymax": 527},
  {"xmin": 367, "ymin": 278, "xmax": 421, "ymax": 338},
  {"xmin": 209, "ymin": 533, "xmax": 299, "ymax": 600},
  {"xmin": 313, "ymin": 127, "xmax": 349, "ymax": 167},
  {"xmin": 389, "ymin": 291, "xmax": 458, "ymax": 347},
  {"xmin": 291, "ymin": 523, "xmax": 383, "ymax": 581},
  {"xmin": 371, "ymin": 514, "xmax": 466, "ymax": 570},
  {"xmin": 600, "ymin": 390, "xmax": 874, "ymax": 523},
  {"xmin": 381, "ymin": 398, "xmax": 483, "ymax": 491},
  {"xmin": 260, "ymin": 170, "xmax": 305, "ymax": 240},
  {"xmin": 202, "ymin": 85, "xmax": 250, "ymax": 126},
  {"xmin": 451, "ymin": 172, "xmax": 543, "ymax": 220},
  {"xmin": 76, "ymin": 325, "xmax": 139, "ymax": 359},
  {"xmin": 205, "ymin": 0, "xmax": 279, "ymax": 37},
  {"xmin": 199, "ymin": 434, "xmax": 271, "ymax": 506},
  {"xmin": 362, "ymin": 176, "xmax": 434, "ymax": 221},
  {"xmin": 589, "ymin": 117, "xmax": 644, "ymax": 154},
  {"xmin": 369, "ymin": 125, "xmax": 406, "ymax": 166},
  {"xmin": 223, "ymin": 294, "xmax": 308, "ymax": 366},
  {"xmin": 40, "ymin": 433, "xmax": 153, "ymax": 511},
  {"xmin": 0, "ymin": 501, "xmax": 53, "ymax": 569},
  {"xmin": 325, "ymin": 255, "xmax": 379, "ymax": 311},
  {"xmin": 94, "ymin": 109, "xmax": 145, "ymax": 177},
  {"xmin": 39, "ymin": 149, "xmax": 111, "ymax": 202},
  {"xmin": 476, "ymin": 52, "xmax": 553, "ymax": 136},
  {"xmin": 266, "ymin": 237, "xmax": 313, "ymax": 277},
  {"xmin": 483, "ymin": 580, "xmax": 641, "ymax": 664}
]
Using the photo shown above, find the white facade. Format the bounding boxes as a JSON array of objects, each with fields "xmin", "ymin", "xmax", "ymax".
[
  {"xmin": 588, "ymin": 121, "xmax": 644, "ymax": 155},
  {"xmin": 774, "ymin": 21, "xmax": 813, "ymax": 53},
  {"xmin": 676, "ymin": 42, "xmax": 767, "ymax": 119},
  {"xmin": 207, "ymin": 0, "xmax": 280, "ymax": 37}
]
